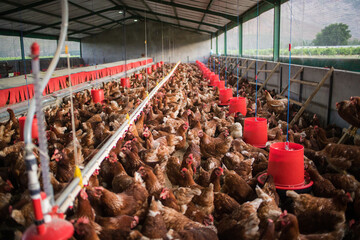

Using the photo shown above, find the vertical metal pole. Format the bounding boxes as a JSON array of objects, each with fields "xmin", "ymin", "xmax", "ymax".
[
  {"xmin": 224, "ymin": 27, "xmax": 227, "ymax": 56},
  {"xmin": 326, "ymin": 71, "xmax": 334, "ymax": 125},
  {"xmin": 239, "ymin": 21, "xmax": 242, "ymax": 57},
  {"xmin": 216, "ymin": 34, "xmax": 218, "ymax": 55},
  {"xmin": 79, "ymin": 39, "xmax": 82, "ymax": 58},
  {"xmin": 20, "ymin": 32, "xmax": 30, "ymax": 103},
  {"xmin": 273, "ymin": 0, "xmax": 281, "ymax": 62}
]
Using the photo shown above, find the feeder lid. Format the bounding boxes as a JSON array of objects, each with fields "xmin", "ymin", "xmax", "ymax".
[{"xmin": 22, "ymin": 218, "xmax": 74, "ymax": 240}]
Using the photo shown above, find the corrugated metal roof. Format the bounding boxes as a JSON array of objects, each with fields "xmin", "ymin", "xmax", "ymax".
[{"xmin": 0, "ymin": 0, "xmax": 259, "ymax": 38}]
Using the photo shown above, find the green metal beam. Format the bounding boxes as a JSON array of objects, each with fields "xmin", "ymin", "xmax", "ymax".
[
  {"xmin": 1, "ymin": 0, "xmax": 99, "ymax": 30},
  {"xmin": 142, "ymin": 17, "xmax": 212, "ymax": 35},
  {"xmin": 239, "ymin": 21, "xmax": 242, "ymax": 56},
  {"xmin": 145, "ymin": 0, "xmax": 237, "ymax": 21},
  {"xmin": 216, "ymin": 34, "xmax": 218, "ymax": 55},
  {"xmin": 68, "ymin": 16, "xmax": 135, "ymax": 36},
  {"xmin": 68, "ymin": 1, "xmax": 121, "ymax": 27},
  {"xmin": 197, "ymin": 0, "xmax": 215, "ymax": 30},
  {"xmin": 273, "ymin": 0, "xmax": 281, "ymax": 62},
  {"xmin": 0, "ymin": 0, "xmax": 56, "ymax": 16},
  {"xmin": 24, "ymin": 7, "xmax": 117, "ymax": 35},
  {"xmin": 0, "ymin": 28, "xmax": 81, "ymax": 41},
  {"xmin": 20, "ymin": 33, "xmax": 25, "ymax": 61},
  {"xmin": 224, "ymin": 26, "xmax": 227, "ymax": 56},
  {"xmin": 121, "ymin": 5, "xmax": 223, "ymax": 30}
]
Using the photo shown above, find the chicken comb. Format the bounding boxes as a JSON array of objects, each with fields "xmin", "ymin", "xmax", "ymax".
[
  {"xmin": 268, "ymin": 219, "xmax": 274, "ymax": 223},
  {"xmin": 6, "ymin": 180, "xmax": 13, "ymax": 189},
  {"xmin": 280, "ymin": 210, "xmax": 288, "ymax": 218},
  {"xmin": 77, "ymin": 217, "xmax": 90, "ymax": 224},
  {"xmin": 181, "ymin": 168, "xmax": 188, "ymax": 172},
  {"xmin": 188, "ymin": 154, "xmax": 193, "ymax": 160},
  {"xmin": 346, "ymin": 192, "xmax": 353, "ymax": 201}
]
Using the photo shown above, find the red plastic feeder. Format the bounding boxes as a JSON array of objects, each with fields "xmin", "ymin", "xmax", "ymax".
[
  {"xmin": 219, "ymin": 88, "xmax": 233, "ymax": 106},
  {"xmin": 121, "ymin": 78, "xmax": 130, "ymax": 88},
  {"xmin": 229, "ymin": 97, "xmax": 247, "ymax": 115},
  {"xmin": 243, "ymin": 117, "xmax": 267, "ymax": 148},
  {"xmin": 22, "ymin": 218, "xmax": 74, "ymax": 240},
  {"xmin": 19, "ymin": 116, "xmax": 38, "ymax": 141},
  {"xmin": 210, "ymin": 74, "xmax": 219, "ymax": 86},
  {"xmin": 152, "ymin": 65, "xmax": 157, "ymax": 71},
  {"xmin": 214, "ymin": 80, "xmax": 225, "ymax": 90},
  {"xmin": 91, "ymin": 89, "xmax": 104, "ymax": 104},
  {"xmin": 156, "ymin": 62, "xmax": 161, "ymax": 68},
  {"xmin": 258, "ymin": 142, "xmax": 313, "ymax": 192},
  {"xmin": 135, "ymin": 73, "xmax": 142, "ymax": 80},
  {"xmin": 147, "ymin": 67, "xmax": 152, "ymax": 74},
  {"xmin": 160, "ymin": 61, "xmax": 164, "ymax": 65}
]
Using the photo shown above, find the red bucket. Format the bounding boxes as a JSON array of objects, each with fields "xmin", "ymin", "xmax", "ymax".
[
  {"xmin": 156, "ymin": 62, "xmax": 161, "ymax": 68},
  {"xmin": 121, "ymin": 78, "xmax": 130, "ymax": 88},
  {"xmin": 135, "ymin": 73, "xmax": 142, "ymax": 80},
  {"xmin": 243, "ymin": 117, "xmax": 267, "ymax": 148},
  {"xmin": 219, "ymin": 88, "xmax": 233, "ymax": 105},
  {"xmin": 160, "ymin": 61, "xmax": 164, "ymax": 65},
  {"xmin": 19, "ymin": 116, "xmax": 38, "ymax": 141},
  {"xmin": 91, "ymin": 89, "xmax": 104, "ymax": 104},
  {"xmin": 210, "ymin": 74, "xmax": 219, "ymax": 86},
  {"xmin": 229, "ymin": 97, "xmax": 247, "ymax": 115},
  {"xmin": 208, "ymin": 72, "xmax": 215, "ymax": 81},
  {"xmin": 215, "ymin": 81, "xmax": 225, "ymax": 90},
  {"xmin": 268, "ymin": 142, "xmax": 304, "ymax": 188},
  {"xmin": 147, "ymin": 67, "xmax": 152, "ymax": 74},
  {"xmin": 152, "ymin": 65, "xmax": 157, "ymax": 71}
]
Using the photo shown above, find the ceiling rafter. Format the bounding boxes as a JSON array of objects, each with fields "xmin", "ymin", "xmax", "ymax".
[
  {"xmin": 197, "ymin": 0, "xmax": 215, "ymax": 30},
  {"xmin": 140, "ymin": 0, "xmax": 161, "ymax": 22},
  {"xmin": 24, "ymin": 6, "xmax": 118, "ymax": 35},
  {"xmin": 0, "ymin": 0, "xmax": 56, "ymax": 16},
  {"xmin": 1, "ymin": 0, "xmax": 101, "ymax": 31},
  {"xmin": 170, "ymin": 0, "xmax": 181, "ymax": 27},
  {"xmin": 144, "ymin": 0, "xmax": 237, "ymax": 21},
  {"xmin": 116, "ymin": 5, "xmax": 223, "ymax": 29}
]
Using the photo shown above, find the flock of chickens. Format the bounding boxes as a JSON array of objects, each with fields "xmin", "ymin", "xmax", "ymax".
[{"xmin": 0, "ymin": 62, "xmax": 358, "ymax": 240}]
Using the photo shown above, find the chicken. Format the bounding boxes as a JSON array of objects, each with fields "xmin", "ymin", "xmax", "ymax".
[
  {"xmin": 255, "ymin": 186, "xmax": 281, "ymax": 228},
  {"xmin": 278, "ymin": 211, "xmax": 344, "ymax": 240},
  {"xmin": 336, "ymin": 100, "xmax": 360, "ymax": 128},
  {"xmin": 265, "ymin": 90, "xmax": 288, "ymax": 113},
  {"xmin": 217, "ymin": 198, "xmax": 263, "ymax": 240},
  {"xmin": 221, "ymin": 170, "xmax": 255, "ymax": 203},
  {"xmin": 286, "ymin": 190, "xmax": 351, "ymax": 234},
  {"xmin": 199, "ymin": 130, "xmax": 232, "ymax": 158},
  {"xmin": 137, "ymin": 166, "xmax": 163, "ymax": 196},
  {"xmin": 73, "ymin": 217, "xmax": 100, "ymax": 240},
  {"xmin": 230, "ymin": 122, "xmax": 242, "ymax": 138},
  {"xmin": 159, "ymin": 188, "xmax": 181, "ymax": 212},
  {"xmin": 306, "ymin": 164, "xmax": 338, "ymax": 198},
  {"xmin": 141, "ymin": 197, "xmax": 168, "ymax": 238}
]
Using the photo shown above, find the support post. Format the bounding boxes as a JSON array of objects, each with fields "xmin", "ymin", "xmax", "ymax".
[
  {"xmin": 224, "ymin": 26, "xmax": 227, "ymax": 56},
  {"xmin": 20, "ymin": 33, "xmax": 26, "ymax": 74},
  {"xmin": 216, "ymin": 34, "xmax": 218, "ymax": 55},
  {"xmin": 239, "ymin": 21, "xmax": 242, "ymax": 57},
  {"xmin": 273, "ymin": 0, "xmax": 281, "ymax": 62}
]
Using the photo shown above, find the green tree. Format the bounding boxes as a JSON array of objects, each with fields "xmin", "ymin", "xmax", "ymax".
[{"xmin": 313, "ymin": 23, "xmax": 352, "ymax": 46}]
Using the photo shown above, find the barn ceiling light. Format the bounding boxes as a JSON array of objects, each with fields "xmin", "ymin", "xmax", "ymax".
[{"xmin": 118, "ymin": 10, "xmax": 123, "ymax": 14}]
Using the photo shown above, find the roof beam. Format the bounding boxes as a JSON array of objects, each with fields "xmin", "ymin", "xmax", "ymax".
[
  {"xmin": 170, "ymin": 0, "xmax": 181, "ymax": 27},
  {"xmin": 1, "ymin": 0, "xmax": 103, "ymax": 30},
  {"xmin": 68, "ymin": 1, "xmax": 121, "ymax": 27},
  {"xmin": 140, "ymin": 17, "xmax": 212, "ymax": 35},
  {"xmin": 0, "ymin": 15, "xmax": 80, "ymax": 34},
  {"xmin": 68, "ymin": 16, "xmax": 135, "ymax": 36},
  {"xmin": 0, "ymin": 28, "xmax": 81, "ymax": 41},
  {"xmin": 145, "ymin": 0, "xmax": 237, "ymax": 21},
  {"xmin": 0, "ymin": 0, "xmax": 56, "ymax": 16},
  {"xmin": 140, "ymin": 0, "xmax": 161, "ymax": 21},
  {"xmin": 116, "ymin": 5, "xmax": 223, "ymax": 29},
  {"xmin": 24, "ymin": 6, "xmax": 117, "ymax": 35},
  {"xmin": 197, "ymin": 0, "xmax": 214, "ymax": 30}
]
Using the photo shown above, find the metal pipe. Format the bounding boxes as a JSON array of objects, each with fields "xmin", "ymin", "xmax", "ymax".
[
  {"xmin": 56, "ymin": 61, "xmax": 181, "ymax": 213},
  {"xmin": 24, "ymin": 0, "xmax": 68, "ymax": 145}
]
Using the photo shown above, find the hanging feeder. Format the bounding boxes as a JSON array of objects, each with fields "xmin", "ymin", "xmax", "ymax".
[
  {"xmin": 243, "ymin": 117, "xmax": 267, "ymax": 148},
  {"xmin": 229, "ymin": 97, "xmax": 247, "ymax": 115},
  {"xmin": 214, "ymin": 80, "xmax": 225, "ymax": 90},
  {"xmin": 147, "ymin": 67, "xmax": 152, "ymax": 74},
  {"xmin": 121, "ymin": 77, "xmax": 130, "ymax": 88},
  {"xmin": 152, "ymin": 64, "xmax": 157, "ymax": 71},
  {"xmin": 22, "ymin": 218, "xmax": 74, "ymax": 240},
  {"xmin": 258, "ymin": 142, "xmax": 313, "ymax": 193},
  {"xmin": 19, "ymin": 116, "xmax": 38, "ymax": 141},
  {"xmin": 209, "ymin": 74, "xmax": 219, "ymax": 86},
  {"xmin": 91, "ymin": 89, "xmax": 104, "ymax": 104},
  {"xmin": 156, "ymin": 62, "xmax": 161, "ymax": 68},
  {"xmin": 219, "ymin": 88, "xmax": 233, "ymax": 106},
  {"xmin": 135, "ymin": 73, "xmax": 142, "ymax": 80},
  {"xmin": 208, "ymin": 72, "xmax": 215, "ymax": 81}
]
